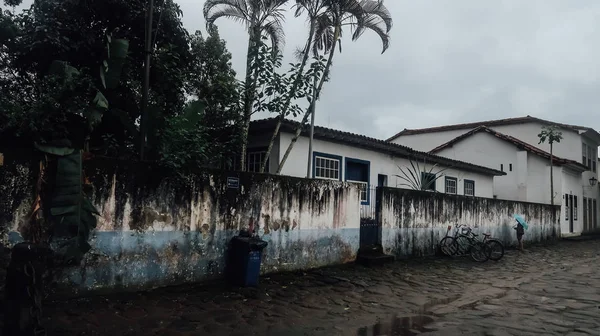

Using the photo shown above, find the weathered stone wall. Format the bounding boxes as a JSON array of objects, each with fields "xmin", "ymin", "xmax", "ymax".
[
  {"xmin": 378, "ymin": 187, "xmax": 560, "ymax": 257},
  {"xmin": 1, "ymin": 155, "xmax": 360, "ymax": 294}
]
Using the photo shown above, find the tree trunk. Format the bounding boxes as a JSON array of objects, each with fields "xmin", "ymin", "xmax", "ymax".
[
  {"xmin": 276, "ymin": 25, "xmax": 340, "ymax": 174},
  {"xmin": 259, "ymin": 22, "xmax": 316, "ymax": 173},
  {"xmin": 240, "ymin": 26, "xmax": 259, "ymax": 171},
  {"xmin": 306, "ymin": 74, "xmax": 317, "ymax": 178},
  {"xmin": 550, "ymin": 143, "xmax": 556, "ymax": 223},
  {"xmin": 139, "ymin": 0, "xmax": 154, "ymax": 160}
]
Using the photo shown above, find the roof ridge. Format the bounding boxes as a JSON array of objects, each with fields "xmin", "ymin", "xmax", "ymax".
[
  {"xmin": 386, "ymin": 115, "xmax": 592, "ymax": 140},
  {"xmin": 250, "ymin": 117, "xmax": 505, "ymax": 176},
  {"xmin": 429, "ymin": 126, "xmax": 586, "ymax": 168}
]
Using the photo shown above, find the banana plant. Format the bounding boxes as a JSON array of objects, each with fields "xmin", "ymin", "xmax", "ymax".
[{"xmin": 29, "ymin": 36, "xmax": 129, "ymax": 265}]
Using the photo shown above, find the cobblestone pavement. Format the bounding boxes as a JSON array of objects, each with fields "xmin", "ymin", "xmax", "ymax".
[{"xmin": 32, "ymin": 240, "xmax": 600, "ymax": 335}]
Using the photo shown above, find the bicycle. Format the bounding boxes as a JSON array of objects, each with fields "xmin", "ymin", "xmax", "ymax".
[
  {"xmin": 439, "ymin": 225, "xmax": 490, "ymax": 262},
  {"xmin": 454, "ymin": 226, "xmax": 504, "ymax": 261}
]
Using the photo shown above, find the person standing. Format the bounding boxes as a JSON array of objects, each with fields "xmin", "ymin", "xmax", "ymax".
[{"xmin": 514, "ymin": 221, "xmax": 525, "ymax": 251}]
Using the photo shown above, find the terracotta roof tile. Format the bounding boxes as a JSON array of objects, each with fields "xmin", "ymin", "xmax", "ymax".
[
  {"xmin": 429, "ymin": 126, "xmax": 588, "ymax": 170},
  {"xmin": 250, "ymin": 118, "xmax": 506, "ymax": 176},
  {"xmin": 387, "ymin": 115, "xmax": 593, "ymax": 141}
]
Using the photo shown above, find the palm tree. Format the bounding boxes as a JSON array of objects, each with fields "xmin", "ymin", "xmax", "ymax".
[
  {"xmin": 259, "ymin": 0, "xmax": 326, "ymax": 173},
  {"xmin": 203, "ymin": 0, "xmax": 288, "ymax": 171},
  {"xmin": 538, "ymin": 125, "xmax": 563, "ymax": 208},
  {"xmin": 276, "ymin": 0, "xmax": 393, "ymax": 174}
]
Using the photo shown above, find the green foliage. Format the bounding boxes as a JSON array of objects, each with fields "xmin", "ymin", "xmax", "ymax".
[
  {"xmin": 395, "ymin": 158, "xmax": 450, "ymax": 191},
  {"xmin": 28, "ymin": 35, "xmax": 128, "ymax": 264},
  {"xmin": 538, "ymin": 125, "xmax": 563, "ymax": 146},
  {"xmin": 159, "ymin": 100, "xmax": 209, "ymax": 170},
  {"xmin": 0, "ymin": 0, "xmax": 192, "ymax": 158},
  {"xmin": 250, "ymin": 40, "xmax": 321, "ymax": 118},
  {"xmin": 160, "ymin": 26, "xmax": 243, "ymax": 171}
]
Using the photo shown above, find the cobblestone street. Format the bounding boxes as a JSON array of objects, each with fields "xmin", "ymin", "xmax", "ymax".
[{"xmin": 38, "ymin": 239, "xmax": 600, "ymax": 335}]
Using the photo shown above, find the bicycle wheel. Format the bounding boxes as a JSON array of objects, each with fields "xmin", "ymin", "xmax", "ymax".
[
  {"xmin": 470, "ymin": 242, "xmax": 490, "ymax": 262},
  {"xmin": 486, "ymin": 239, "xmax": 505, "ymax": 261},
  {"xmin": 454, "ymin": 235, "xmax": 470, "ymax": 256},
  {"xmin": 439, "ymin": 236, "xmax": 458, "ymax": 256}
]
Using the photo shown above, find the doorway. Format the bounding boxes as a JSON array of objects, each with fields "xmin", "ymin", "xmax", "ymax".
[
  {"xmin": 566, "ymin": 194, "xmax": 574, "ymax": 233},
  {"xmin": 377, "ymin": 174, "xmax": 388, "ymax": 187}
]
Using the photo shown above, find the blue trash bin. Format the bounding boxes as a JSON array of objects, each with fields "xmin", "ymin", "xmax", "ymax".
[{"xmin": 227, "ymin": 235, "xmax": 268, "ymax": 287}]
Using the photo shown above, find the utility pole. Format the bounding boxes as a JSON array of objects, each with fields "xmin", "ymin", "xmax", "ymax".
[{"xmin": 140, "ymin": 0, "xmax": 154, "ymax": 160}]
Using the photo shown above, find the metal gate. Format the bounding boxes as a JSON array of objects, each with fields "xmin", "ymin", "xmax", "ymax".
[{"xmin": 360, "ymin": 186, "xmax": 380, "ymax": 247}]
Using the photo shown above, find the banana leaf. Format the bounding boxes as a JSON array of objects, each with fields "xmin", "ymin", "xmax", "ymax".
[
  {"xmin": 34, "ymin": 142, "xmax": 75, "ymax": 156},
  {"xmin": 49, "ymin": 151, "xmax": 99, "ymax": 263},
  {"xmin": 103, "ymin": 39, "xmax": 129, "ymax": 89},
  {"xmin": 48, "ymin": 60, "xmax": 80, "ymax": 83},
  {"xmin": 83, "ymin": 91, "xmax": 109, "ymax": 129}
]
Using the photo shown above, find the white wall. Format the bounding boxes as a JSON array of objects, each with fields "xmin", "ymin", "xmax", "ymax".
[
  {"xmin": 277, "ymin": 133, "xmax": 495, "ymax": 198},
  {"xmin": 561, "ymin": 168, "xmax": 584, "ymax": 234},
  {"xmin": 389, "ymin": 129, "xmax": 470, "ymax": 152},
  {"xmin": 525, "ymin": 155, "xmax": 552, "ymax": 205},
  {"xmin": 391, "ymin": 121, "xmax": 592, "ymax": 165}
]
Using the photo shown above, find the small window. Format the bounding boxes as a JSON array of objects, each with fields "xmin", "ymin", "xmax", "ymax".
[
  {"xmin": 509, "ymin": 164, "xmax": 513, "ymax": 172},
  {"xmin": 314, "ymin": 155, "xmax": 340, "ymax": 180},
  {"xmin": 464, "ymin": 180, "xmax": 475, "ymax": 196},
  {"xmin": 582, "ymin": 143, "xmax": 588, "ymax": 166},
  {"xmin": 247, "ymin": 151, "xmax": 267, "ymax": 173},
  {"xmin": 500, "ymin": 164, "xmax": 504, "ymax": 172},
  {"xmin": 445, "ymin": 177, "xmax": 457, "ymax": 194},
  {"xmin": 421, "ymin": 172, "xmax": 436, "ymax": 191},
  {"xmin": 348, "ymin": 181, "xmax": 368, "ymax": 203}
]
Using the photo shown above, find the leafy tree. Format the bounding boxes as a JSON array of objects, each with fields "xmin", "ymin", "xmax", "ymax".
[
  {"xmin": 538, "ymin": 125, "xmax": 563, "ymax": 207},
  {"xmin": 203, "ymin": 0, "xmax": 288, "ymax": 171},
  {"xmin": 276, "ymin": 0, "xmax": 393, "ymax": 173},
  {"xmin": 0, "ymin": 0, "xmax": 192, "ymax": 159}
]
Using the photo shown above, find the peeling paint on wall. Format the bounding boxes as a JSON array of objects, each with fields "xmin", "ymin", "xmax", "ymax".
[
  {"xmin": 379, "ymin": 188, "xmax": 560, "ymax": 257},
  {"xmin": 1, "ymin": 156, "xmax": 361, "ymax": 294}
]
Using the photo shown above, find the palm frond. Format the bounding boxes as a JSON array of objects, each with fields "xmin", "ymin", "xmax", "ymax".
[
  {"xmin": 351, "ymin": 0, "xmax": 392, "ymax": 53},
  {"xmin": 203, "ymin": 0, "xmax": 250, "ymax": 27},
  {"xmin": 312, "ymin": 12, "xmax": 335, "ymax": 55},
  {"xmin": 262, "ymin": 20, "xmax": 286, "ymax": 55}
]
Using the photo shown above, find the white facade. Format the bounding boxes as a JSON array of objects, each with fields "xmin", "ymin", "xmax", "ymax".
[
  {"xmin": 390, "ymin": 118, "xmax": 600, "ymax": 234},
  {"xmin": 248, "ymin": 131, "xmax": 496, "ymax": 201}
]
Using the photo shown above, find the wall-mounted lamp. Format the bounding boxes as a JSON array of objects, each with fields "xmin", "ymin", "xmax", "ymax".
[{"xmin": 589, "ymin": 176, "xmax": 598, "ymax": 186}]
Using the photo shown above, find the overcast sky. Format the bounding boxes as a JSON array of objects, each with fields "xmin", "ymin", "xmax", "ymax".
[
  {"xmin": 7, "ymin": 0, "xmax": 600, "ymax": 139},
  {"xmin": 177, "ymin": 0, "xmax": 600, "ymax": 139}
]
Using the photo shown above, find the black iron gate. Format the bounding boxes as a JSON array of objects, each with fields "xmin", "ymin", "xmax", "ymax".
[{"xmin": 359, "ymin": 186, "xmax": 381, "ymax": 247}]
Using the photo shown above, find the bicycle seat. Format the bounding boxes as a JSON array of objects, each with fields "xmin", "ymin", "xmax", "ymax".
[{"xmin": 483, "ymin": 233, "xmax": 491, "ymax": 237}]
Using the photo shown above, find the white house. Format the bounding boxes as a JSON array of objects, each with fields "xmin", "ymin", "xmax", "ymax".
[
  {"xmin": 247, "ymin": 118, "xmax": 505, "ymax": 215},
  {"xmin": 388, "ymin": 115, "xmax": 600, "ymax": 235}
]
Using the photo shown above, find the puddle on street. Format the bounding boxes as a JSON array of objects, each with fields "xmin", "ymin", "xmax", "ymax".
[{"xmin": 356, "ymin": 315, "xmax": 435, "ymax": 336}]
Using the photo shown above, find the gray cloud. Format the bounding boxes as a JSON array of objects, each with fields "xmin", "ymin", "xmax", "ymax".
[
  {"xmin": 178, "ymin": 0, "xmax": 600, "ymax": 139},
  {"xmin": 9, "ymin": 0, "xmax": 599, "ymax": 138}
]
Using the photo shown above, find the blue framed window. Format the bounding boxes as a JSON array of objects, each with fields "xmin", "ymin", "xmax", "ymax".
[
  {"xmin": 445, "ymin": 176, "xmax": 457, "ymax": 194},
  {"xmin": 313, "ymin": 152, "xmax": 343, "ymax": 181},
  {"xmin": 344, "ymin": 157, "xmax": 370, "ymax": 205},
  {"xmin": 464, "ymin": 179, "xmax": 475, "ymax": 196}
]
